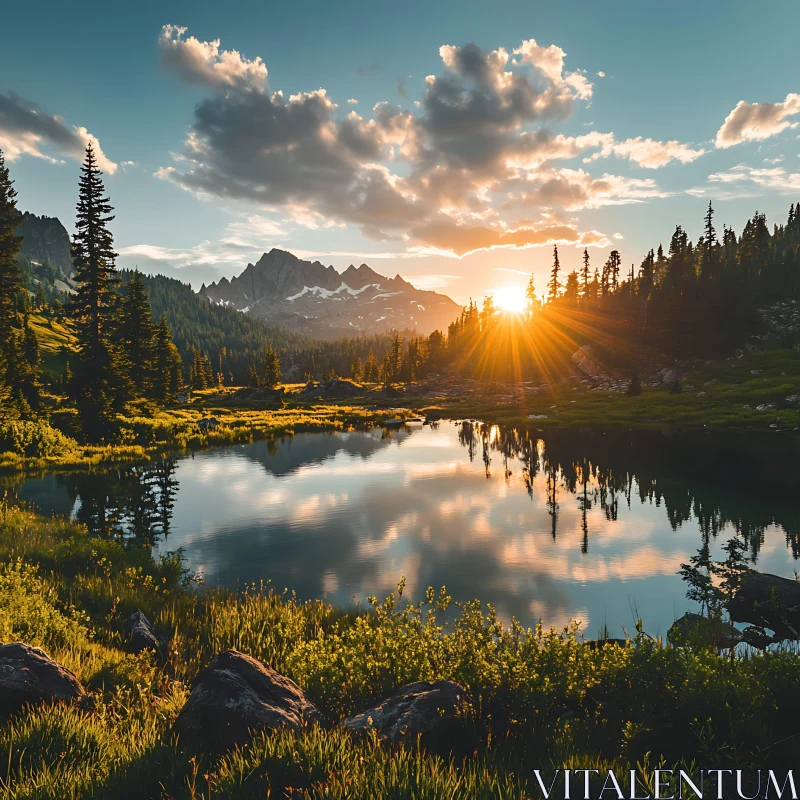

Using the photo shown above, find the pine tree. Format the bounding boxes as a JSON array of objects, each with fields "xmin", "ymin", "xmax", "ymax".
[
  {"xmin": 121, "ymin": 270, "xmax": 156, "ymax": 394},
  {"xmin": 548, "ymin": 245, "xmax": 561, "ymax": 302},
  {"xmin": 152, "ymin": 316, "xmax": 183, "ymax": 402},
  {"xmin": 390, "ymin": 334, "xmax": 403, "ymax": 380},
  {"xmin": 350, "ymin": 356, "xmax": 364, "ymax": 381},
  {"xmin": 581, "ymin": 249, "xmax": 591, "ymax": 301},
  {"xmin": 69, "ymin": 144, "xmax": 129, "ymax": 441},
  {"xmin": 563, "ymin": 270, "xmax": 580, "ymax": 305},
  {"xmin": 364, "ymin": 350, "xmax": 379, "ymax": 382},
  {"xmin": 525, "ymin": 274, "xmax": 537, "ymax": 316},
  {"xmin": 0, "ymin": 149, "xmax": 23, "ymax": 409},
  {"xmin": 0, "ymin": 149, "xmax": 21, "ymax": 344},
  {"xmin": 260, "ymin": 345, "xmax": 281, "ymax": 387}
]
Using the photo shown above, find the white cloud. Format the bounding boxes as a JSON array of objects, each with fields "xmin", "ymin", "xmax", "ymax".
[
  {"xmin": 708, "ymin": 163, "xmax": 800, "ymax": 192},
  {"xmin": 155, "ymin": 27, "xmax": 690, "ymax": 257},
  {"xmin": 602, "ymin": 136, "xmax": 705, "ymax": 168},
  {"xmin": 0, "ymin": 91, "xmax": 117, "ymax": 173},
  {"xmin": 158, "ymin": 24, "xmax": 268, "ymax": 92},
  {"xmin": 716, "ymin": 93, "xmax": 800, "ymax": 148}
]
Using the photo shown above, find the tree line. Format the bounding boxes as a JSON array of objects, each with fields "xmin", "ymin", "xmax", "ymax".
[
  {"xmin": 366, "ymin": 201, "xmax": 800, "ymax": 383},
  {"xmin": 0, "ymin": 146, "xmax": 185, "ymax": 441}
]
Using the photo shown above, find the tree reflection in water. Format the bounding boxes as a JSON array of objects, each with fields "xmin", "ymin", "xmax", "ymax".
[
  {"xmin": 16, "ymin": 423, "xmax": 800, "ymax": 570},
  {"xmin": 454, "ymin": 421, "xmax": 800, "ymax": 563}
]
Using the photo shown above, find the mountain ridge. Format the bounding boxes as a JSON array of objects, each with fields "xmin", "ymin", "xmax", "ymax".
[{"xmin": 199, "ymin": 248, "xmax": 462, "ymax": 335}]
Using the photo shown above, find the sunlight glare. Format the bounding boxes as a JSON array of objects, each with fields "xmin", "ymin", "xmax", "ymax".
[{"xmin": 492, "ymin": 286, "xmax": 527, "ymax": 314}]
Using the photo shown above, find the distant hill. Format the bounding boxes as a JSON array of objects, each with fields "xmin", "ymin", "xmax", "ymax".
[
  {"xmin": 200, "ymin": 248, "xmax": 462, "ymax": 336},
  {"xmin": 16, "ymin": 212, "xmax": 73, "ymax": 276}
]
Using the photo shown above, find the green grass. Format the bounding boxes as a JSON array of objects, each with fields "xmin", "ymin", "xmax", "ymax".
[
  {"xmin": 1, "ymin": 501, "xmax": 800, "ymax": 798},
  {"xmin": 428, "ymin": 345, "xmax": 800, "ymax": 433},
  {"xmin": 27, "ymin": 314, "xmax": 76, "ymax": 377}
]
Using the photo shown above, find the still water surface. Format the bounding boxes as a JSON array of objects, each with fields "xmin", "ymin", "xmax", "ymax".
[{"xmin": 15, "ymin": 422, "xmax": 800, "ymax": 638}]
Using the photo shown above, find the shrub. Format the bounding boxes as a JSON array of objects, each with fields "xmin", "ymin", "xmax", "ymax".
[{"xmin": 0, "ymin": 420, "xmax": 78, "ymax": 459}]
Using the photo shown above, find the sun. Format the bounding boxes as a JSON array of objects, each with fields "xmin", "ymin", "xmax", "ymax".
[{"xmin": 491, "ymin": 285, "xmax": 528, "ymax": 315}]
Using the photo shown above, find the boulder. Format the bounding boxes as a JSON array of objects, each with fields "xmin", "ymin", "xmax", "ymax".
[
  {"xmin": 728, "ymin": 572, "xmax": 800, "ymax": 641},
  {"xmin": 173, "ymin": 650, "xmax": 323, "ymax": 752},
  {"xmin": 0, "ymin": 642, "xmax": 85, "ymax": 720},
  {"xmin": 232, "ymin": 387, "xmax": 285, "ymax": 404},
  {"xmin": 667, "ymin": 613, "xmax": 743, "ymax": 649},
  {"xmin": 342, "ymin": 680, "xmax": 465, "ymax": 749},
  {"xmin": 571, "ymin": 345, "xmax": 607, "ymax": 380},
  {"xmin": 127, "ymin": 611, "xmax": 161, "ymax": 655},
  {"xmin": 198, "ymin": 417, "xmax": 220, "ymax": 430},
  {"xmin": 299, "ymin": 378, "xmax": 362, "ymax": 399}
]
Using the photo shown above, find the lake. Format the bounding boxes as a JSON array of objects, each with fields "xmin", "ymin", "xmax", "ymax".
[{"xmin": 12, "ymin": 422, "xmax": 800, "ymax": 638}]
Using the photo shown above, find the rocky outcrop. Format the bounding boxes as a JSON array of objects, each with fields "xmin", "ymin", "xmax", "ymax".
[
  {"xmin": 667, "ymin": 613, "xmax": 743, "ymax": 649},
  {"xmin": 0, "ymin": 643, "xmax": 85, "ymax": 720},
  {"xmin": 231, "ymin": 387, "xmax": 285, "ymax": 404},
  {"xmin": 728, "ymin": 572, "xmax": 800, "ymax": 641},
  {"xmin": 16, "ymin": 212, "xmax": 73, "ymax": 276},
  {"xmin": 173, "ymin": 651, "xmax": 323, "ymax": 752},
  {"xmin": 297, "ymin": 378, "xmax": 363, "ymax": 399},
  {"xmin": 571, "ymin": 345, "xmax": 606, "ymax": 380},
  {"xmin": 343, "ymin": 681, "xmax": 465, "ymax": 749},
  {"xmin": 127, "ymin": 611, "xmax": 161, "ymax": 655}
]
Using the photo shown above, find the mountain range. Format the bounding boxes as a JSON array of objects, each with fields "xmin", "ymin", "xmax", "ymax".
[{"xmin": 199, "ymin": 249, "xmax": 462, "ymax": 336}]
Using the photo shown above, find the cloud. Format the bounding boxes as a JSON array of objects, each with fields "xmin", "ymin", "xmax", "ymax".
[
  {"xmin": 0, "ymin": 91, "xmax": 117, "ymax": 173},
  {"xmin": 346, "ymin": 98, "xmax": 358, "ymax": 105},
  {"xmin": 601, "ymin": 136, "xmax": 705, "ymax": 168},
  {"xmin": 708, "ymin": 163, "xmax": 800, "ymax": 192},
  {"xmin": 505, "ymin": 168, "xmax": 670, "ymax": 210},
  {"xmin": 159, "ymin": 24, "xmax": 268, "ymax": 92},
  {"xmin": 409, "ymin": 219, "xmax": 609, "ymax": 257},
  {"xmin": 716, "ymin": 93, "xmax": 800, "ymax": 148},
  {"xmin": 156, "ymin": 27, "xmax": 684, "ymax": 257}
]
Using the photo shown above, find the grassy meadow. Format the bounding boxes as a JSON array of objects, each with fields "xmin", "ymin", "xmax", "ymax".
[{"xmin": 0, "ymin": 500, "xmax": 799, "ymax": 798}]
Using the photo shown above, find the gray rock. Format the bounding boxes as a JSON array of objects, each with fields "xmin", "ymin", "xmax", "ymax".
[
  {"xmin": 667, "ymin": 613, "xmax": 743, "ymax": 649},
  {"xmin": 571, "ymin": 345, "xmax": 608, "ymax": 381},
  {"xmin": 198, "ymin": 417, "xmax": 220, "ymax": 430},
  {"xmin": 173, "ymin": 650, "xmax": 323, "ymax": 752},
  {"xmin": 0, "ymin": 642, "xmax": 85, "ymax": 720},
  {"xmin": 127, "ymin": 611, "xmax": 160, "ymax": 655},
  {"xmin": 756, "ymin": 403, "xmax": 777, "ymax": 411},
  {"xmin": 343, "ymin": 680, "xmax": 465, "ymax": 747}
]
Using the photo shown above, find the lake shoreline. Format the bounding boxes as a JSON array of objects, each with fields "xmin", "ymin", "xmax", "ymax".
[{"xmin": 3, "ymin": 381, "xmax": 799, "ymax": 480}]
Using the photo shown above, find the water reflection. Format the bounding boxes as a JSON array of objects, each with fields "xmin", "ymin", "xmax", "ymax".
[{"xmin": 12, "ymin": 423, "xmax": 800, "ymax": 635}]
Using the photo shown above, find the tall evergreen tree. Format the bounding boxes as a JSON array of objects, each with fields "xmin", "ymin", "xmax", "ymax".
[
  {"xmin": 152, "ymin": 315, "xmax": 183, "ymax": 402},
  {"xmin": 70, "ymin": 144, "xmax": 128, "ymax": 440},
  {"xmin": 548, "ymin": 245, "xmax": 561, "ymax": 302},
  {"xmin": 0, "ymin": 150, "xmax": 40, "ymax": 413},
  {"xmin": 525, "ymin": 273, "xmax": 538, "ymax": 316},
  {"xmin": 0, "ymin": 149, "xmax": 21, "ymax": 350},
  {"xmin": 580, "ymin": 249, "xmax": 591, "ymax": 301},
  {"xmin": 121, "ymin": 270, "xmax": 156, "ymax": 394},
  {"xmin": 364, "ymin": 350, "xmax": 379, "ymax": 382},
  {"xmin": 260, "ymin": 345, "xmax": 281, "ymax": 387}
]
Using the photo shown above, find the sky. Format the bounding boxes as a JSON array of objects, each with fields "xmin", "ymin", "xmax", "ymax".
[{"xmin": 1, "ymin": 0, "xmax": 799, "ymax": 305}]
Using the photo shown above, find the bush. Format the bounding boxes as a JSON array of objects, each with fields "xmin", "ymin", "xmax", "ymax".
[
  {"xmin": 0, "ymin": 420, "xmax": 78, "ymax": 459},
  {"xmin": 0, "ymin": 559, "xmax": 90, "ymax": 653}
]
